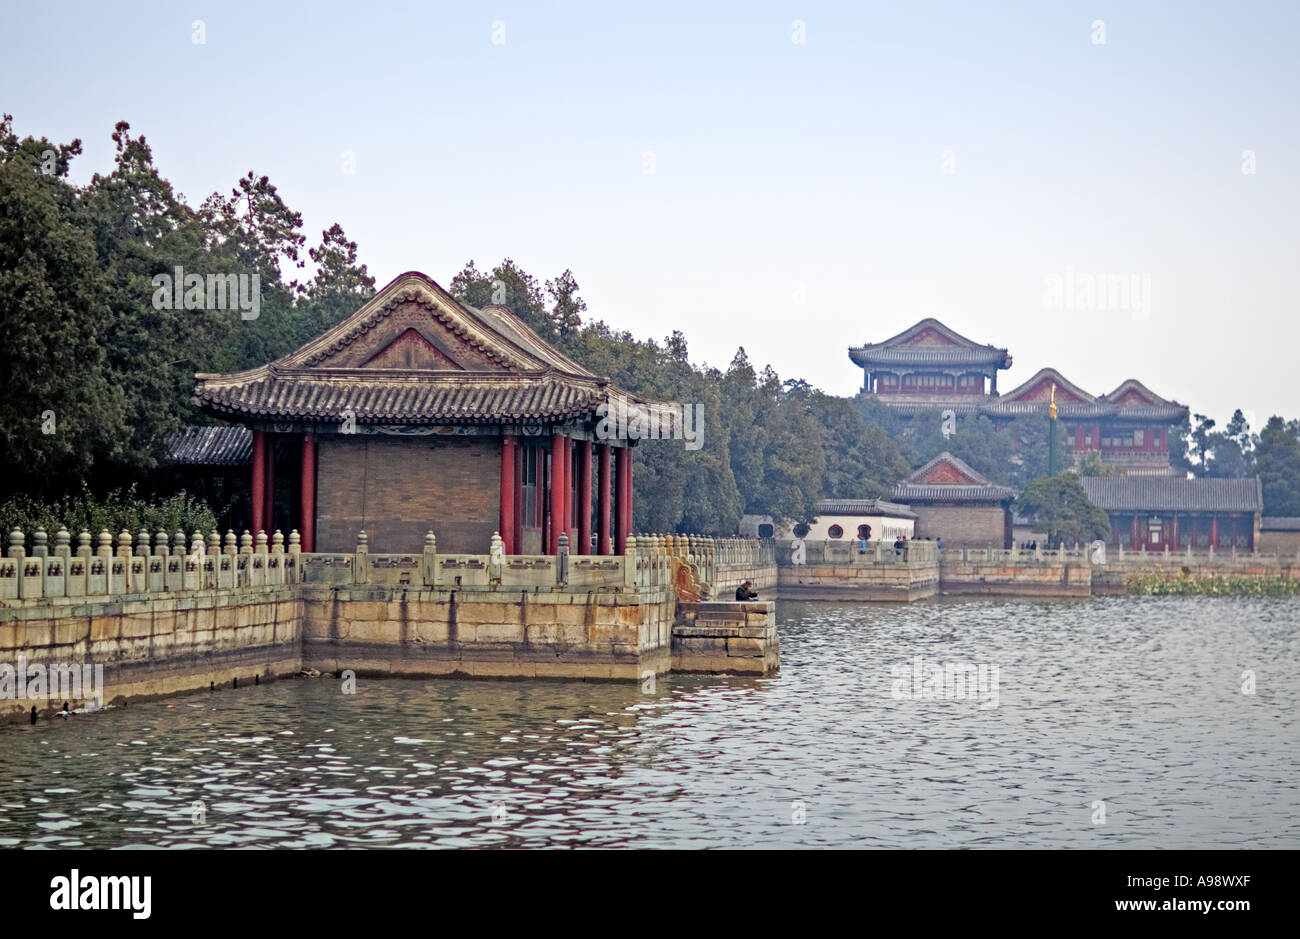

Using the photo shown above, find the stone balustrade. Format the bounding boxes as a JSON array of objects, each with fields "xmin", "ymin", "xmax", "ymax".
[
  {"xmin": 1, "ymin": 526, "xmax": 780, "ymax": 607},
  {"xmin": 1, "ymin": 526, "xmax": 300, "ymax": 602},
  {"xmin": 941, "ymin": 544, "xmax": 1300, "ymax": 568},
  {"xmin": 777, "ymin": 538, "xmax": 939, "ymax": 567}
]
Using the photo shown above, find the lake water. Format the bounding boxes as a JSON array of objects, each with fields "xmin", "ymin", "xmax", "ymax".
[{"xmin": 1, "ymin": 596, "xmax": 1296, "ymax": 849}]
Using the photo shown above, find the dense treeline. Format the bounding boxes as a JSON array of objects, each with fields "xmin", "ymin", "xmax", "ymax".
[
  {"xmin": 1, "ymin": 115, "xmax": 376, "ymax": 500},
  {"xmin": 0, "ymin": 116, "xmax": 909, "ymax": 534},
  {"xmin": 446, "ymin": 259, "xmax": 909, "ymax": 531},
  {"xmin": 3, "ymin": 114, "xmax": 1299, "ymax": 532}
]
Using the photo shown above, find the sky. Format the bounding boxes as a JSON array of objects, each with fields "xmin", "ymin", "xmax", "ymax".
[{"xmin": 3, "ymin": 0, "xmax": 1298, "ymax": 430}]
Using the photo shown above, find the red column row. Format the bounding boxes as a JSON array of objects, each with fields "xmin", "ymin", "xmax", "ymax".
[
  {"xmin": 252, "ymin": 429, "xmax": 317, "ymax": 550},
  {"xmin": 494, "ymin": 435, "xmax": 625, "ymax": 556},
  {"xmin": 250, "ymin": 429, "xmax": 634, "ymax": 558}
]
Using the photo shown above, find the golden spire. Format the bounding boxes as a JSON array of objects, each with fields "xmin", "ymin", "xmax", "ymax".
[{"xmin": 1049, "ymin": 383, "xmax": 1057, "ymax": 420}]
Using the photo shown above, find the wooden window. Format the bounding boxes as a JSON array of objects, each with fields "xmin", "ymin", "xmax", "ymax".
[{"xmin": 521, "ymin": 446, "xmax": 539, "ymax": 529}]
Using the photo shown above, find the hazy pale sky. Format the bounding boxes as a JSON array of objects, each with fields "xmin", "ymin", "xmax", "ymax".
[{"xmin": 3, "ymin": 1, "xmax": 1297, "ymax": 429}]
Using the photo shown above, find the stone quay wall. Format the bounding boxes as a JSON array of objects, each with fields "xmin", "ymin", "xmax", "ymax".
[
  {"xmin": 938, "ymin": 559, "xmax": 1092, "ymax": 597},
  {"xmin": 0, "ymin": 528, "xmax": 781, "ymax": 720},
  {"xmin": 776, "ymin": 540, "xmax": 940, "ymax": 601},
  {"xmin": 672, "ymin": 601, "xmax": 778, "ymax": 675},
  {"xmin": 943, "ymin": 545, "xmax": 1300, "ymax": 597},
  {"xmin": 301, "ymin": 586, "xmax": 677, "ymax": 681},
  {"xmin": 1091, "ymin": 551, "xmax": 1300, "ymax": 596},
  {"xmin": 0, "ymin": 585, "xmax": 302, "ymax": 722}
]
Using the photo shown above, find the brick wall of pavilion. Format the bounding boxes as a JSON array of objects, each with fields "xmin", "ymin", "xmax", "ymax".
[
  {"xmin": 911, "ymin": 505, "xmax": 1008, "ymax": 548},
  {"xmin": 315, "ymin": 436, "xmax": 501, "ymax": 555}
]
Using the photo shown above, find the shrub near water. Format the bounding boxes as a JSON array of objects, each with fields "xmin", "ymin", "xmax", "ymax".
[
  {"xmin": 0, "ymin": 486, "xmax": 217, "ymax": 547},
  {"xmin": 1127, "ymin": 570, "xmax": 1300, "ymax": 596}
]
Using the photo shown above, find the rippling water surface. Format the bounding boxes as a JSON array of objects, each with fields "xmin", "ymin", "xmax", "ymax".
[{"xmin": 1, "ymin": 596, "xmax": 1296, "ymax": 848}]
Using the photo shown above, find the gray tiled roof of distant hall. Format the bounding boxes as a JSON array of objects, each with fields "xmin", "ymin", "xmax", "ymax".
[
  {"xmin": 165, "ymin": 425, "xmax": 252, "ymax": 465},
  {"xmin": 1079, "ymin": 477, "xmax": 1262, "ymax": 513},
  {"xmin": 816, "ymin": 499, "xmax": 917, "ymax": 519},
  {"xmin": 1261, "ymin": 516, "xmax": 1300, "ymax": 531}
]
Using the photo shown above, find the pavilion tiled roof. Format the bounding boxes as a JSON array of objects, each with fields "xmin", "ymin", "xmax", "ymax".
[
  {"xmin": 194, "ymin": 371, "xmax": 613, "ymax": 423},
  {"xmin": 1080, "ymin": 477, "xmax": 1262, "ymax": 514},
  {"xmin": 849, "ymin": 318, "xmax": 1012, "ymax": 370},
  {"xmin": 165, "ymin": 425, "xmax": 252, "ymax": 465},
  {"xmin": 891, "ymin": 451, "xmax": 1017, "ymax": 504},
  {"xmin": 193, "ymin": 272, "xmax": 661, "ymax": 426}
]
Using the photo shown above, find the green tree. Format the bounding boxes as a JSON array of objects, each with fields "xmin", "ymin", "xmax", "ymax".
[
  {"xmin": 1016, "ymin": 472, "xmax": 1111, "ymax": 546},
  {"xmin": 1075, "ymin": 449, "xmax": 1119, "ymax": 477},
  {"xmin": 1255, "ymin": 416, "xmax": 1300, "ymax": 516},
  {"xmin": 199, "ymin": 170, "xmax": 306, "ymax": 366},
  {"xmin": 449, "ymin": 258, "xmax": 552, "ymax": 340},
  {"xmin": 544, "ymin": 268, "xmax": 586, "ymax": 338},
  {"xmin": 82, "ymin": 121, "xmax": 241, "ymax": 482},
  {"xmin": 298, "ymin": 222, "xmax": 376, "ymax": 343},
  {"xmin": 1003, "ymin": 413, "xmax": 1073, "ymax": 489},
  {"xmin": 0, "ymin": 115, "xmax": 128, "ymax": 498},
  {"xmin": 805, "ymin": 390, "xmax": 909, "ymax": 498}
]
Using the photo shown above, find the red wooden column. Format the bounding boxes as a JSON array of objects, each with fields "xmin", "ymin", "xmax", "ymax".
[
  {"xmin": 251, "ymin": 430, "xmax": 266, "ymax": 536},
  {"xmin": 539, "ymin": 448, "xmax": 549, "ymax": 550},
  {"xmin": 562, "ymin": 436, "xmax": 574, "ymax": 546},
  {"xmin": 262, "ymin": 434, "xmax": 275, "ymax": 534},
  {"xmin": 300, "ymin": 431, "xmax": 316, "ymax": 552},
  {"xmin": 512, "ymin": 443, "xmax": 524, "ymax": 554},
  {"xmin": 597, "ymin": 443, "xmax": 612, "ymax": 555},
  {"xmin": 577, "ymin": 440, "xmax": 593, "ymax": 555},
  {"xmin": 1210, "ymin": 516, "xmax": 1219, "ymax": 549},
  {"xmin": 499, "ymin": 434, "xmax": 516, "ymax": 554},
  {"xmin": 615, "ymin": 445, "xmax": 632, "ymax": 555},
  {"xmin": 549, "ymin": 433, "xmax": 567, "ymax": 554}
]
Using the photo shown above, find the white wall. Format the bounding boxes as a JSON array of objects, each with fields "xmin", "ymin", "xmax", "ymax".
[{"xmin": 740, "ymin": 513, "xmax": 915, "ymax": 542}]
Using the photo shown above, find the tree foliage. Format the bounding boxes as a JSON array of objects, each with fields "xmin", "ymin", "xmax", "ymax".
[
  {"xmin": 1015, "ymin": 472, "xmax": 1111, "ymax": 545},
  {"xmin": 1255, "ymin": 416, "xmax": 1300, "ymax": 516},
  {"xmin": 0, "ymin": 115, "xmax": 375, "ymax": 501}
]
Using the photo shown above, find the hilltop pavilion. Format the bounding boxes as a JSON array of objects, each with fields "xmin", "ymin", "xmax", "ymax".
[{"xmin": 851, "ymin": 318, "xmax": 1190, "ymax": 476}]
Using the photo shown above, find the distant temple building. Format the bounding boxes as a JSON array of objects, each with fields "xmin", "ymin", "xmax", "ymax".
[
  {"xmin": 891, "ymin": 452, "xmax": 1016, "ymax": 548},
  {"xmin": 1079, "ymin": 477, "xmax": 1262, "ymax": 551},
  {"xmin": 188, "ymin": 272, "xmax": 660, "ymax": 556},
  {"xmin": 851, "ymin": 318, "xmax": 1190, "ymax": 476}
]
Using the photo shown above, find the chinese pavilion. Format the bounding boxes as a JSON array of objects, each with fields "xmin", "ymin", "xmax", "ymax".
[
  {"xmin": 851, "ymin": 318, "xmax": 1190, "ymax": 476},
  {"xmin": 191, "ymin": 271, "xmax": 657, "ymax": 556},
  {"xmin": 891, "ymin": 452, "xmax": 1016, "ymax": 548}
]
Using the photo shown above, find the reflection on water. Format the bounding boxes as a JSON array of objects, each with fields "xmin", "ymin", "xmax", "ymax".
[{"xmin": 1, "ymin": 596, "xmax": 1296, "ymax": 848}]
